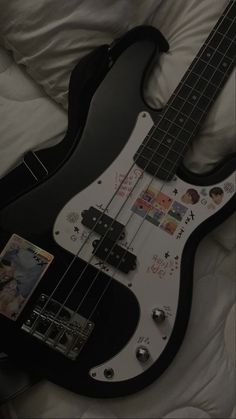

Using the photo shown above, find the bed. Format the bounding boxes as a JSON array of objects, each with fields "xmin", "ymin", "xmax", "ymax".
[{"xmin": 0, "ymin": 0, "xmax": 235, "ymax": 417}]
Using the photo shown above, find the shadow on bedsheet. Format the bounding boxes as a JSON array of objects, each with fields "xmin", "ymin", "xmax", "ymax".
[{"xmin": 0, "ymin": 353, "xmax": 38, "ymax": 406}]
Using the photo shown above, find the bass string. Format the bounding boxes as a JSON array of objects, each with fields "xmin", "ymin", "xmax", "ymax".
[
  {"xmin": 60, "ymin": 3, "xmax": 235, "ymax": 355},
  {"xmin": 29, "ymin": 1, "xmax": 234, "ymax": 341}
]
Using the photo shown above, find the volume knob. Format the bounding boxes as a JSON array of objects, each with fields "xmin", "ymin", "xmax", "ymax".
[
  {"xmin": 136, "ymin": 346, "xmax": 150, "ymax": 363},
  {"xmin": 152, "ymin": 308, "xmax": 166, "ymax": 323}
]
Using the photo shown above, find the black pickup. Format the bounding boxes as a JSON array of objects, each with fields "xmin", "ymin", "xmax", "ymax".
[
  {"xmin": 92, "ymin": 238, "xmax": 137, "ymax": 274},
  {"xmin": 81, "ymin": 207, "xmax": 125, "ymax": 241}
]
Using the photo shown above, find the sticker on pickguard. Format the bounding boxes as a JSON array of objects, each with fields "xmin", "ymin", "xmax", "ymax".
[
  {"xmin": 146, "ymin": 207, "xmax": 165, "ymax": 226},
  {"xmin": 181, "ymin": 188, "xmax": 200, "ymax": 205},
  {"xmin": 132, "ymin": 187, "xmax": 185, "ymax": 235},
  {"xmin": 154, "ymin": 191, "xmax": 173, "ymax": 211},
  {"xmin": 0, "ymin": 234, "xmax": 54, "ymax": 321},
  {"xmin": 132, "ymin": 198, "xmax": 152, "ymax": 217},
  {"xmin": 209, "ymin": 186, "xmax": 224, "ymax": 205},
  {"xmin": 167, "ymin": 201, "xmax": 188, "ymax": 222},
  {"xmin": 160, "ymin": 215, "xmax": 179, "ymax": 235}
]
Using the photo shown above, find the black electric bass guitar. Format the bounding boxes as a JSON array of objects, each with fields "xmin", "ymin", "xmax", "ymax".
[{"xmin": 0, "ymin": 1, "xmax": 235, "ymax": 398}]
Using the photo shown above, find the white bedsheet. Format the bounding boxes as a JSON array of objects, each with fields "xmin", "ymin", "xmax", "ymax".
[
  {"xmin": 0, "ymin": 47, "xmax": 67, "ymax": 178},
  {"xmin": 0, "ymin": 0, "xmax": 235, "ymax": 418}
]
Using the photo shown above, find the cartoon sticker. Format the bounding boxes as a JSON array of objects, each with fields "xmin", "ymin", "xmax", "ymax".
[
  {"xmin": 131, "ymin": 198, "xmax": 152, "ymax": 218},
  {"xmin": 146, "ymin": 208, "xmax": 165, "ymax": 226},
  {"xmin": 0, "ymin": 234, "xmax": 54, "ymax": 321},
  {"xmin": 140, "ymin": 188, "xmax": 156, "ymax": 204},
  {"xmin": 181, "ymin": 188, "xmax": 200, "ymax": 205},
  {"xmin": 160, "ymin": 215, "xmax": 179, "ymax": 235},
  {"xmin": 209, "ymin": 187, "xmax": 224, "ymax": 205},
  {"xmin": 168, "ymin": 201, "xmax": 188, "ymax": 222},
  {"xmin": 154, "ymin": 192, "xmax": 173, "ymax": 211}
]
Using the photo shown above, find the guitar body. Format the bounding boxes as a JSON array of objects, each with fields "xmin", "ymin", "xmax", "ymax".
[{"xmin": 0, "ymin": 27, "xmax": 235, "ymax": 398}]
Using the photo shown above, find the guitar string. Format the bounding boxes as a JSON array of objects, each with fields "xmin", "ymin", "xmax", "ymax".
[
  {"xmin": 28, "ymin": 1, "xmax": 234, "ymax": 342},
  {"xmin": 62, "ymin": 6, "xmax": 235, "ymax": 356},
  {"xmin": 38, "ymin": 0, "xmax": 235, "ymax": 346}
]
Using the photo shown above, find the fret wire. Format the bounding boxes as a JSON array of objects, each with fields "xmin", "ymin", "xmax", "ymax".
[
  {"xmin": 196, "ymin": 57, "xmax": 232, "ymax": 73},
  {"xmin": 138, "ymin": 143, "xmax": 185, "ymax": 161},
  {"xmin": 212, "ymin": 29, "xmax": 236, "ymax": 43},
  {"xmin": 193, "ymin": 69, "xmax": 223, "ymax": 83},
  {"xmin": 159, "ymin": 117, "xmax": 195, "ymax": 134},
  {"xmin": 221, "ymin": 15, "xmax": 235, "ymax": 23},
  {"xmin": 186, "ymin": 70, "xmax": 221, "ymax": 87},
  {"xmin": 178, "ymin": 85, "xmax": 214, "ymax": 102},
  {"xmin": 136, "ymin": 151, "xmax": 181, "ymax": 169},
  {"xmin": 158, "ymin": 117, "xmax": 195, "ymax": 135},
  {"xmin": 140, "ymin": 138, "xmax": 185, "ymax": 155},
  {"xmin": 135, "ymin": 156, "xmax": 178, "ymax": 175},
  {"xmin": 168, "ymin": 102, "xmax": 206, "ymax": 118},
  {"xmin": 152, "ymin": 134, "xmax": 187, "ymax": 148},
  {"xmin": 166, "ymin": 106, "xmax": 201, "ymax": 124}
]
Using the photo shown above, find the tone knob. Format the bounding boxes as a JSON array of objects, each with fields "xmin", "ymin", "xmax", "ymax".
[
  {"xmin": 152, "ymin": 308, "xmax": 166, "ymax": 323},
  {"xmin": 136, "ymin": 346, "xmax": 150, "ymax": 363}
]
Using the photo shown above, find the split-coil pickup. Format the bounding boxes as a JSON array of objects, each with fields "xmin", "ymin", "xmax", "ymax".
[
  {"xmin": 92, "ymin": 238, "xmax": 137, "ymax": 274},
  {"xmin": 81, "ymin": 207, "xmax": 125, "ymax": 241}
]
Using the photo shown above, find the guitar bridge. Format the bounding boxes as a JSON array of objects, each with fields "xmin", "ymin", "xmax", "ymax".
[{"xmin": 22, "ymin": 294, "xmax": 94, "ymax": 360}]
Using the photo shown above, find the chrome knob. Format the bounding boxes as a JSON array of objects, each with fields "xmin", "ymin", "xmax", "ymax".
[
  {"xmin": 152, "ymin": 308, "xmax": 166, "ymax": 323},
  {"xmin": 136, "ymin": 346, "xmax": 150, "ymax": 363}
]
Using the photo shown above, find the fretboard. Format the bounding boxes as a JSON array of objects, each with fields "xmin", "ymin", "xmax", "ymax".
[{"xmin": 135, "ymin": 0, "xmax": 236, "ymax": 181}]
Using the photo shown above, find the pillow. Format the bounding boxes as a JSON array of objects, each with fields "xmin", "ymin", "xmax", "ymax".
[{"xmin": 0, "ymin": 0, "xmax": 162, "ymax": 108}]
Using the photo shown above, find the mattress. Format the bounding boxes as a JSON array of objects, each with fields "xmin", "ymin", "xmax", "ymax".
[{"xmin": 0, "ymin": 0, "xmax": 235, "ymax": 418}]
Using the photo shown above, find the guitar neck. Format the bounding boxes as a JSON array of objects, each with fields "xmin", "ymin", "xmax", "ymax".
[{"xmin": 135, "ymin": 0, "xmax": 236, "ymax": 181}]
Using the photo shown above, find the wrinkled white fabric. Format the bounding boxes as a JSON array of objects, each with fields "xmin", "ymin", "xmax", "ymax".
[
  {"xmin": 0, "ymin": 0, "xmax": 162, "ymax": 108},
  {"xmin": 0, "ymin": 47, "xmax": 67, "ymax": 177}
]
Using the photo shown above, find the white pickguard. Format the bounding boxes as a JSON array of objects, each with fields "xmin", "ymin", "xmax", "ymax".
[{"xmin": 54, "ymin": 112, "xmax": 235, "ymax": 383}]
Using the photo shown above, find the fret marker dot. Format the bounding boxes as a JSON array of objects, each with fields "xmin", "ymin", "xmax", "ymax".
[
  {"xmin": 179, "ymin": 118, "xmax": 184, "ymax": 123},
  {"xmin": 222, "ymin": 62, "xmax": 228, "ymax": 67},
  {"xmin": 206, "ymin": 53, "xmax": 211, "ymax": 58},
  {"xmin": 192, "ymin": 95, "xmax": 197, "ymax": 100},
  {"xmin": 167, "ymin": 138, "xmax": 172, "ymax": 144}
]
